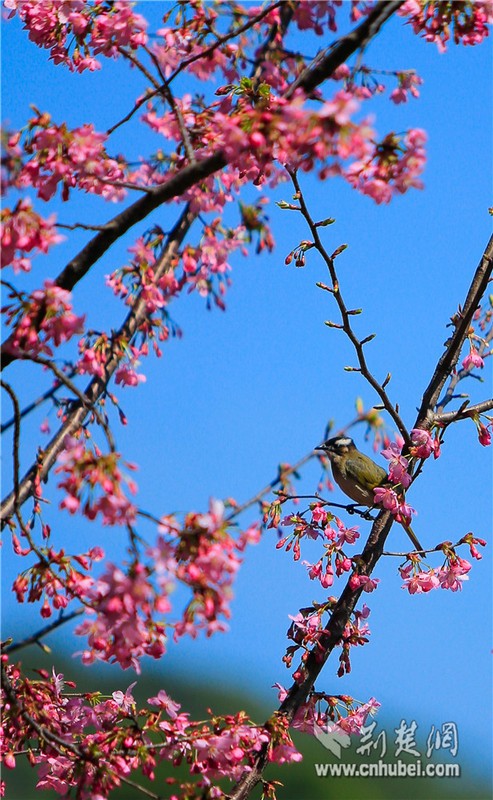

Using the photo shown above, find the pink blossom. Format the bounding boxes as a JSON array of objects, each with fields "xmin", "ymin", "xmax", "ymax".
[
  {"xmin": 148, "ymin": 690, "xmax": 181, "ymax": 719},
  {"xmin": 410, "ymin": 428, "xmax": 440, "ymax": 459},
  {"xmin": 115, "ymin": 364, "xmax": 146, "ymax": 387},
  {"xmin": 381, "ymin": 442, "xmax": 412, "ymax": 488},
  {"xmin": 335, "ymin": 519, "xmax": 360, "ymax": 546},
  {"xmin": 76, "ymin": 562, "xmax": 167, "ymax": 672},
  {"xmin": 462, "ymin": 346, "xmax": 484, "ymax": 370},
  {"xmin": 399, "ymin": 1, "xmax": 493, "ymax": 51},
  {"xmin": 337, "ymin": 697, "xmax": 381, "ymax": 734},
  {"xmin": 112, "ymin": 682, "xmax": 137, "ymax": 712},
  {"xmin": 349, "ymin": 573, "xmax": 380, "ymax": 592},
  {"xmin": 335, "ymin": 554, "xmax": 352, "ymax": 575},
  {"xmin": 7, "ymin": 1, "xmax": 147, "ymax": 72},
  {"xmin": 3, "ymin": 279, "xmax": 85, "ymax": 358},
  {"xmin": 269, "ymin": 741, "xmax": 303, "ymax": 764},
  {"xmin": 311, "ymin": 504, "xmax": 328, "ymax": 524},
  {"xmin": 390, "ymin": 71, "xmax": 423, "ymax": 104},
  {"xmin": 1, "ymin": 198, "xmax": 64, "ymax": 272},
  {"xmin": 478, "ymin": 422, "xmax": 491, "ymax": 446},
  {"xmin": 56, "ymin": 437, "xmax": 137, "ymax": 526},
  {"xmin": 401, "ymin": 568, "xmax": 440, "ymax": 594},
  {"xmin": 373, "ymin": 485, "xmax": 399, "ymax": 513},
  {"xmin": 76, "ymin": 347, "xmax": 105, "ymax": 377},
  {"xmin": 437, "ymin": 556, "xmax": 472, "ymax": 592}
]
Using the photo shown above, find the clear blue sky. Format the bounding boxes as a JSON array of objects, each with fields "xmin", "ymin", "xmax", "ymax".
[{"xmin": 2, "ymin": 2, "xmax": 492, "ymax": 790}]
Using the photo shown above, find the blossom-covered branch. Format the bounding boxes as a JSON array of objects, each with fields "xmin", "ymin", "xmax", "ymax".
[
  {"xmin": 1, "ymin": 205, "xmax": 194, "ymax": 524},
  {"xmin": 1, "ymin": 0, "xmax": 404, "ymax": 370}
]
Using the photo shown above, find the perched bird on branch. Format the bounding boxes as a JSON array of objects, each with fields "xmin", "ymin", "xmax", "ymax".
[{"xmin": 316, "ymin": 435, "xmax": 424, "ymax": 553}]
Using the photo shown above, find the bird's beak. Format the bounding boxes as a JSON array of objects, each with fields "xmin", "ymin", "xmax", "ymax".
[{"xmin": 314, "ymin": 445, "xmax": 326, "ymax": 452}]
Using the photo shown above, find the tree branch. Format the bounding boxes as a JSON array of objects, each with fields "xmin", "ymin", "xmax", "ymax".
[
  {"xmin": 230, "ymin": 194, "xmax": 493, "ymax": 800},
  {"xmin": 285, "ymin": 0, "xmax": 405, "ymax": 99},
  {"xmin": 416, "ymin": 234, "xmax": 493, "ymax": 427},
  {"xmin": 230, "ymin": 510, "xmax": 394, "ymax": 800},
  {"xmin": 288, "ymin": 168, "xmax": 411, "ymax": 445},
  {"xmin": 3, "ymin": 608, "xmax": 84, "ymax": 655},
  {"xmin": 433, "ymin": 397, "xmax": 493, "ymax": 425}
]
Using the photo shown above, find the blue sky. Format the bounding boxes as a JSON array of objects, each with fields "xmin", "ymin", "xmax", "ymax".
[{"xmin": 1, "ymin": 2, "xmax": 492, "ymax": 789}]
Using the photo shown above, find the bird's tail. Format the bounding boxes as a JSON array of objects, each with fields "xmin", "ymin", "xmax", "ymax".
[{"xmin": 400, "ymin": 520, "xmax": 425, "ymax": 556}]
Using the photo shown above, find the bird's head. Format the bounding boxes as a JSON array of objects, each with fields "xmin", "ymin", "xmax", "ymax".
[{"xmin": 315, "ymin": 436, "xmax": 355, "ymax": 459}]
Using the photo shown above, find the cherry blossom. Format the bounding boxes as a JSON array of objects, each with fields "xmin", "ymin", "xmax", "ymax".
[
  {"xmin": 3, "ymin": 279, "xmax": 85, "ymax": 358},
  {"xmin": 462, "ymin": 345, "xmax": 485, "ymax": 370},
  {"xmin": 55, "ymin": 435, "xmax": 137, "ymax": 526},
  {"xmin": 399, "ymin": 0, "xmax": 493, "ymax": 51},
  {"xmin": 409, "ymin": 428, "xmax": 441, "ymax": 459},
  {"xmin": 1, "ymin": 198, "xmax": 64, "ymax": 273}
]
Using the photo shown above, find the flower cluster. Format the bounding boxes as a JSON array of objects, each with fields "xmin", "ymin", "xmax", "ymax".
[
  {"xmin": 278, "ymin": 503, "xmax": 360, "ymax": 582},
  {"xmin": 143, "ymin": 86, "xmax": 427, "ymax": 204},
  {"xmin": 460, "ymin": 303, "xmax": 490, "ymax": 373},
  {"xmin": 1, "ymin": 663, "xmax": 301, "ymax": 799},
  {"xmin": 330, "ymin": 62, "xmax": 423, "ymax": 105},
  {"xmin": 399, "ymin": 0, "xmax": 493, "ymax": 51},
  {"xmin": 75, "ymin": 561, "xmax": 167, "ymax": 671},
  {"xmin": 1, "ymin": 198, "xmax": 63, "ymax": 274},
  {"xmin": 389, "ymin": 70, "xmax": 424, "ymax": 103},
  {"xmin": 153, "ymin": 500, "xmax": 261, "ymax": 640},
  {"xmin": 75, "ymin": 332, "xmax": 109, "ymax": 378},
  {"xmin": 2, "ymin": 279, "xmax": 85, "ymax": 359},
  {"xmin": 292, "ymin": 1, "xmax": 378, "ymax": 34},
  {"xmin": 275, "ymin": 681, "xmax": 380, "ymax": 742},
  {"xmin": 55, "ymin": 435, "xmax": 137, "ymax": 526},
  {"xmin": 374, "ymin": 428, "xmax": 440, "ymax": 525},
  {"xmin": 4, "ymin": 0, "xmax": 148, "ymax": 72},
  {"xmin": 285, "ymin": 600, "xmax": 373, "ymax": 680},
  {"xmin": 9, "ymin": 115, "xmax": 126, "ymax": 202},
  {"xmin": 66, "ymin": 500, "xmax": 260, "ymax": 670},
  {"xmin": 399, "ymin": 537, "xmax": 486, "ymax": 594},
  {"xmin": 345, "ymin": 129, "xmax": 427, "ymax": 204},
  {"xmin": 105, "ymin": 217, "xmax": 252, "ymax": 346},
  {"xmin": 12, "ymin": 544, "xmax": 102, "ymax": 618}
]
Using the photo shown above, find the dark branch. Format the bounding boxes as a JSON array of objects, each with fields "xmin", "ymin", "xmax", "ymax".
[
  {"xmin": 415, "ymin": 234, "xmax": 493, "ymax": 427},
  {"xmin": 286, "ymin": 0, "xmax": 405, "ymax": 98}
]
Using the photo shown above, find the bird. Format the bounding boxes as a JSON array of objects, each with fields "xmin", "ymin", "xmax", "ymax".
[{"xmin": 315, "ymin": 435, "xmax": 424, "ymax": 553}]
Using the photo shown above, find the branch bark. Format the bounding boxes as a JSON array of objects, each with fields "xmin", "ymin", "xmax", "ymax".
[{"xmin": 415, "ymin": 234, "xmax": 493, "ymax": 428}]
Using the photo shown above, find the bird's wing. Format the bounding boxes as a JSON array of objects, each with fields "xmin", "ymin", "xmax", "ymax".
[{"xmin": 345, "ymin": 453, "xmax": 388, "ymax": 492}]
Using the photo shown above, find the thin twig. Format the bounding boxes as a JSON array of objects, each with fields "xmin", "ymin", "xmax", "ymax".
[
  {"xmin": 4, "ymin": 608, "xmax": 85, "ymax": 655},
  {"xmin": 1, "ymin": 370, "xmax": 75, "ymax": 434},
  {"xmin": 288, "ymin": 168, "xmax": 411, "ymax": 445},
  {"xmin": 1, "ymin": 380, "xmax": 21, "ymax": 512}
]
